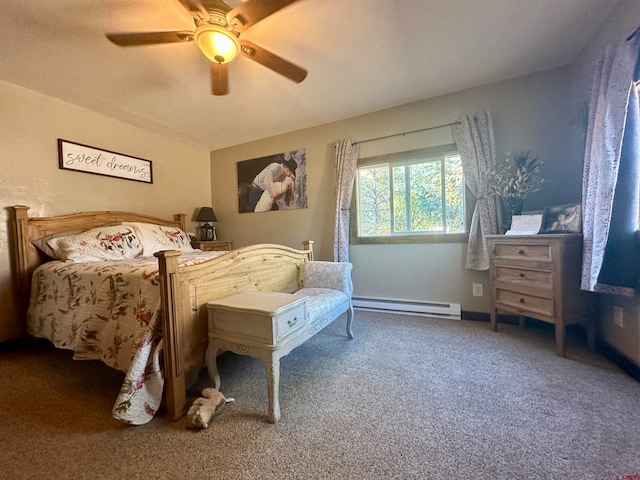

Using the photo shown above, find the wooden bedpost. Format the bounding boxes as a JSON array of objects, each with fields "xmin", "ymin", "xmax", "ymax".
[
  {"xmin": 155, "ymin": 249, "xmax": 187, "ymax": 421},
  {"xmin": 302, "ymin": 240, "xmax": 314, "ymax": 261},
  {"xmin": 11, "ymin": 206, "xmax": 32, "ymax": 306},
  {"xmin": 173, "ymin": 213, "xmax": 186, "ymax": 232}
]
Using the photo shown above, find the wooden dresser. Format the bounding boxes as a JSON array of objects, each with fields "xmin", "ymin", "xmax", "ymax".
[{"xmin": 487, "ymin": 234, "xmax": 595, "ymax": 357}]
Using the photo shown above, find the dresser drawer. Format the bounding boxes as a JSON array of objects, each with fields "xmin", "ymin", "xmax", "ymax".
[
  {"xmin": 495, "ymin": 288, "xmax": 554, "ymax": 319},
  {"xmin": 192, "ymin": 240, "xmax": 232, "ymax": 251},
  {"xmin": 207, "ymin": 243, "xmax": 231, "ymax": 251},
  {"xmin": 494, "ymin": 265, "xmax": 553, "ymax": 291},
  {"xmin": 493, "ymin": 242, "xmax": 552, "ymax": 263},
  {"xmin": 274, "ymin": 302, "xmax": 306, "ymax": 342}
]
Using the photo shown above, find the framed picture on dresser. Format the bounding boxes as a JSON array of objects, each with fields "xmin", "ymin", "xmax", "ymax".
[{"xmin": 540, "ymin": 203, "xmax": 582, "ymax": 233}]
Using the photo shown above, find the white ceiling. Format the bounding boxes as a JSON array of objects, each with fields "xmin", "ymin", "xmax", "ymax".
[{"xmin": 0, "ymin": 0, "xmax": 620, "ymax": 151}]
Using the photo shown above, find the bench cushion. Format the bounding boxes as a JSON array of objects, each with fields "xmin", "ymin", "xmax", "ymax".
[{"xmin": 295, "ymin": 287, "xmax": 350, "ymax": 333}]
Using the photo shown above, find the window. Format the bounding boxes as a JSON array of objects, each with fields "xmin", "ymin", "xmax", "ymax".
[{"xmin": 354, "ymin": 144, "xmax": 467, "ymax": 243}]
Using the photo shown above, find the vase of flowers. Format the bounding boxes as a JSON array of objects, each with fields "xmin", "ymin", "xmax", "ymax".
[{"xmin": 487, "ymin": 151, "xmax": 544, "ymax": 232}]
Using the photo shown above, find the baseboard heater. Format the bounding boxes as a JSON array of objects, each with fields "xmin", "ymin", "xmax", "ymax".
[{"xmin": 352, "ymin": 296, "xmax": 461, "ymax": 320}]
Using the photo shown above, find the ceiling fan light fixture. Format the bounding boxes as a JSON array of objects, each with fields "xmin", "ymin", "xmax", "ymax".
[{"xmin": 194, "ymin": 24, "xmax": 239, "ymax": 64}]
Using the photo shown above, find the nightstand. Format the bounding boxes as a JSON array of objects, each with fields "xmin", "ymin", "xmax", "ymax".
[
  {"xmin": 191, "ymin": 240, "xmax": 232, "ymax": 252},
  {"xmin": 487, "ymin": 234, "xmax": 596, "ymax": 357}
]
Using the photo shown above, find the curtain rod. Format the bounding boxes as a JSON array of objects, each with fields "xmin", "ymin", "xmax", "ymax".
[{"xmin": 353, "ymin": 121, "xmax": 461, "ymax": 146}]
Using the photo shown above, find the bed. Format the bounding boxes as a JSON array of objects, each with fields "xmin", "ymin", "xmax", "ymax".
[{"xmin": 11, "ymin": 205, "xmax": 314, "ymax": 425}]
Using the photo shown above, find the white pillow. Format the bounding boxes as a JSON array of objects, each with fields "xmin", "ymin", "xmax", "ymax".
[
  {"xmin": 33, "ymin": 230, "xmax": 83, "ymax": 259},
  {"xmin": 123, "ymin": 222, "xmax": 195, "ymax": 255},
  {"xmin": 47, "ymin": 225, "xmax": 143, "ymax": 262}
]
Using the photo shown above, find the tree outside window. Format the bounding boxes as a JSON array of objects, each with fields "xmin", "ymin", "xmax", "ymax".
[{"xmin": 356, "ymin": 146, "xmax": 465, "ymax": 238}]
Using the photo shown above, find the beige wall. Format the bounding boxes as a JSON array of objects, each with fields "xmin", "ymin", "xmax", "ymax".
[
  {"xmin": 210, "ymin": 66, "xmax": 577, "ymax": 314},
  {"xmin": 569, "ymin": 0, "xmax": 640, "ymax": 364},
  {"xmin": 0, "ymin": 80, "xmax": 212, "ymax": 341}
]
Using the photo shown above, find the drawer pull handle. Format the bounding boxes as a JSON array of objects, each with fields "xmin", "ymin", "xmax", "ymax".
[
  {"xmin": 519, "ymin": 273, "xmax": 525, "ymax": 278},
  {"xmin": 518, "ymin": 250, "xmax": 525, "ymax": 255},
  {"xmin": 519, "ymin": 298, "xmax": 525, "ymax": 304},
  {"xmin": 288, "ymin": 317, "xmax": 298, "ymax": 327}
]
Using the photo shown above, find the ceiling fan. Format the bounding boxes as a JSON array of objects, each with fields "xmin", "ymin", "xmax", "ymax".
[{"xmin": 105, "ymin": 0, "xmax": 307, "ymax": 95}]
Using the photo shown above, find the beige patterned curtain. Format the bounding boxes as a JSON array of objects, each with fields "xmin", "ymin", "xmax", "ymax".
[
  {"xmin": 453, "ymin": 111, "xmax": 499, "ymax": 270},
  {"xmin": 333, "ymin": 139, "xmax": 359, "ymax": 262},
  {"xmin": 581, "ymin": 30, "xmax": 640, "ymax": 293}
]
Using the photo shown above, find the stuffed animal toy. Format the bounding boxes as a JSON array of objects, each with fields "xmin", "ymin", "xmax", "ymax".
[{"xmin": 186, "ymin": 388, "xmax": 235, "ymax": 429}]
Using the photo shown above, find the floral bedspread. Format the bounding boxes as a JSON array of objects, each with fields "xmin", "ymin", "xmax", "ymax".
[{"xmin": 27, "ymin": 251, "xmax": 225, "ymax": 425}]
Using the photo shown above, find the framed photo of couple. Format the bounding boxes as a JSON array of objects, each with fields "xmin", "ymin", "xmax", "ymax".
[
  {"xmin": 540, "ymin": 203, "xmax": 582, "ymax": 233},
  {"xmin": 236, "ymin": 149, "xmax": 308, "ymax": 213}
]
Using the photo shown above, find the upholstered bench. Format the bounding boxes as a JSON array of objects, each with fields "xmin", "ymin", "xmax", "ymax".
[
  {"xmin": 206, "ymin": 260, "xmax": 353, "ymax": 423},
  {"xmin": 297, "ymin": 260, "xmax": 354, "ymax": 339}
]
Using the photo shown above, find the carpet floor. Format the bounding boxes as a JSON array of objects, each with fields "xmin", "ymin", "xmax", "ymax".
[{"xmin": 1, "ymin": 311, "xmax": 639, "ymax": 479}]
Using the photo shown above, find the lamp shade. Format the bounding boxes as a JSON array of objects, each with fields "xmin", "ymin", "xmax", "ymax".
[
  {"xmin": 194, "ymin": 24, "xmax": 240, "ymax": 64},
  {"xmin": 196, "ymin": 207, "xmax": 218, "ymax": 223}
]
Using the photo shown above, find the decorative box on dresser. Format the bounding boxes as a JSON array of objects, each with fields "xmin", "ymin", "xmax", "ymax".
[
  {"xmin": 191, "ymin": 240, "xmax": 232, "ymax": 252},
  {"xmin": 487, "ymin": 234, "xmax": 596, "ymax": 357}
]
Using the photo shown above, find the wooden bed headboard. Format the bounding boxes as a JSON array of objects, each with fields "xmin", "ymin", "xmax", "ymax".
[{"xmin": 10, "ymin": 205, "xmax": 186, "ymax": 304}]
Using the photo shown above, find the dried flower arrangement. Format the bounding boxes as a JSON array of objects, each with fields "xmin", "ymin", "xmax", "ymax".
[{"xmin": 487, "ymin": 151, "xmax": 544, "ymax": 216}]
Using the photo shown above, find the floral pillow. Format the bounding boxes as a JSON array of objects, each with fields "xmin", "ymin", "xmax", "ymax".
[
  {"xmin": 47, "ymin": 225, "xmax": 143, "ymax": 262},
  {"xmin": 123, "ymin": 222, "xmax": 195, "ymax": 255}
]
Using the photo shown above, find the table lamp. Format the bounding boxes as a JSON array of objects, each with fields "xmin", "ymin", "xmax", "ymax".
[{"xmin": 196, "ymin": 207, "xmax": 217, "ymax": 241}]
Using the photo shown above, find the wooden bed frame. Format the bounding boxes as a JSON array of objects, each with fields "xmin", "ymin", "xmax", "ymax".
[{"xmin": 11, "ymin": 205, "xmax": 314, "ymax": 421}]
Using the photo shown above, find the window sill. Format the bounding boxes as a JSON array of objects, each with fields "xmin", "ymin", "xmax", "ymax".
[{"xmin": 350, "ymin": 232, "xmax": 469, "ymax": 245}]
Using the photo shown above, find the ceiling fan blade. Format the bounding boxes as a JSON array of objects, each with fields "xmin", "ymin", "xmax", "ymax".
[
  {"xmin": 106, "ymin": 31, "xmax": 193, "ymax": 46},
  {"xmin": 227, "ymin": 0, "xmax": 300, "ymax": 32},
  {"xmin": 210, "ymin": 62, "xmax": 229, "ymax": 95},
  {"xmin": 240, "ymin": 40, "xmax": 307, "ymax": 83},
  {"xmin": 176, "ymin": 0, "xmax": 208, "ymax": 17}
]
